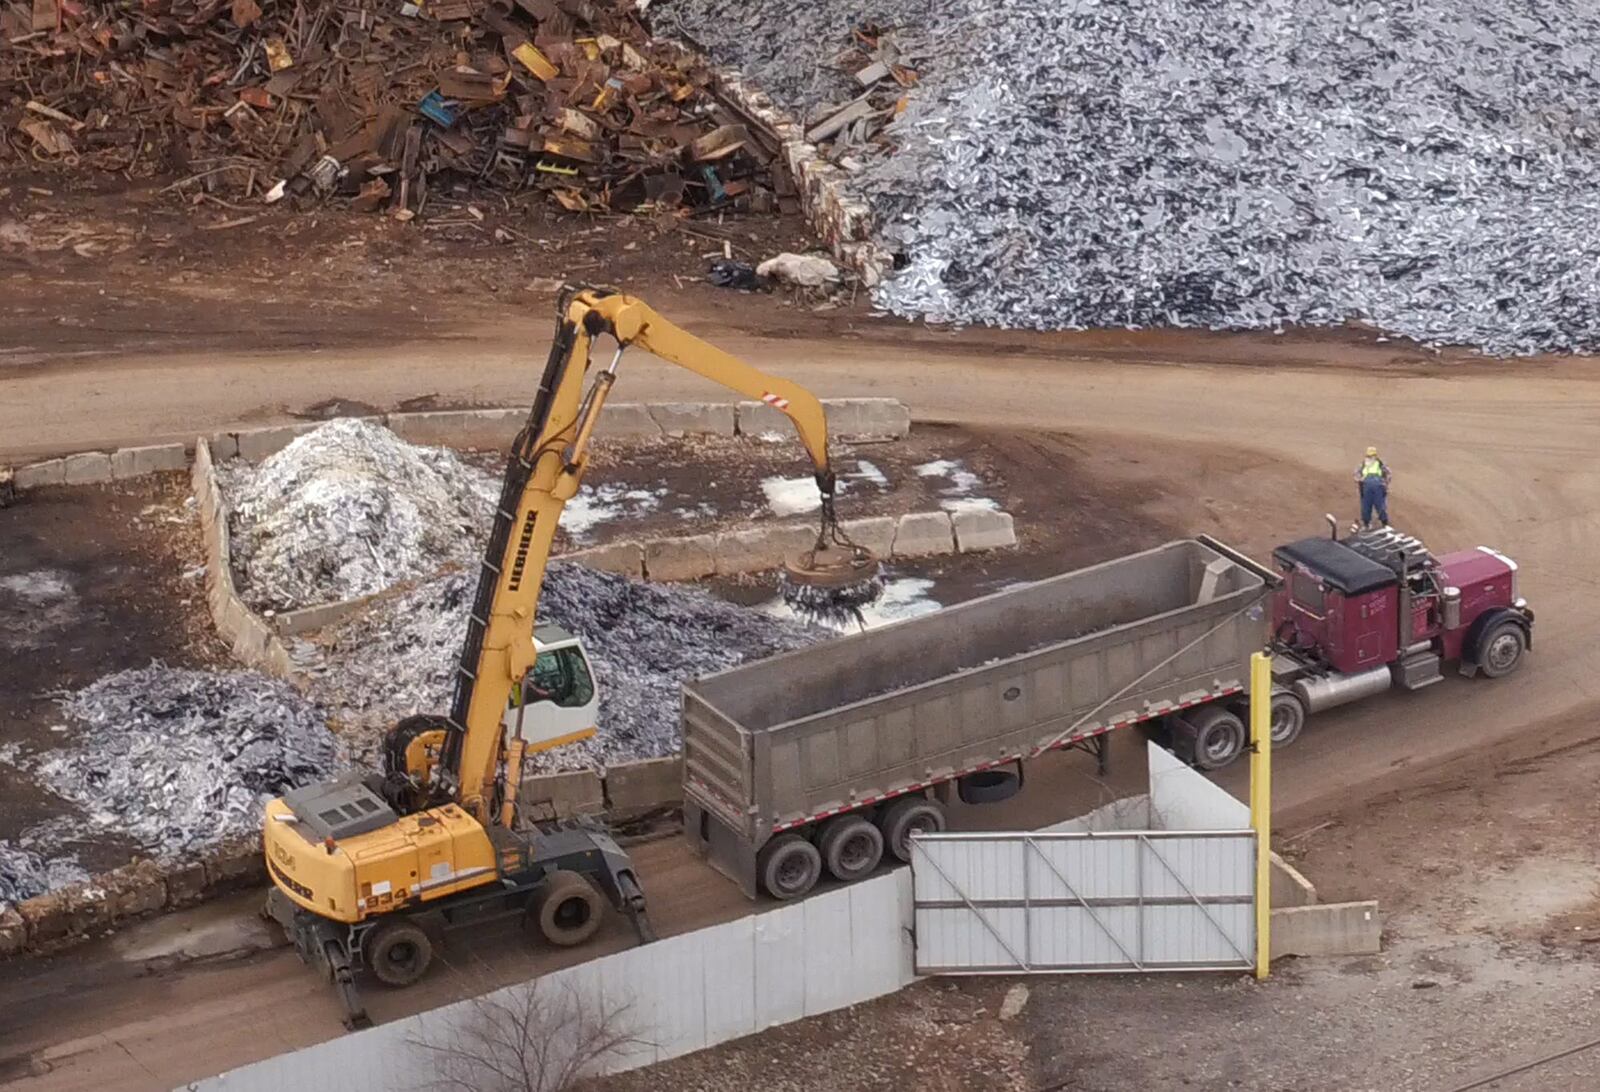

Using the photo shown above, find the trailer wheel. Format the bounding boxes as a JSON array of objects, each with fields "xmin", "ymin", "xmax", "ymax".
[
  {"xmin": 1270, "ymin": 692, "xmax": 1306, "ymax": 748},
  {"xmin": 1188, "ymin": 706, "xmax": 1247, "ymax": 770},
  {"xmin": 819, "ymin": 816, "xmax": 884, "ymax": 883},
  {"xmin": 1477, "ymin": 622, "xmax": 1527, "ymax": 679},
  {"xmin": 365, "ymin": 920, "xmax": 433, "ymax": 987},
  {"xmin": 758, "ymin": 834, "xmax": 822, "ymax": 900},
  {"xmin": 878, "ymin": 798, "xmax": 947, "ymax": 863}
]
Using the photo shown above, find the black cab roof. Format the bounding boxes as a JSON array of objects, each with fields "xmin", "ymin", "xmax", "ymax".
[{"xmin": 1272, "ymin": 537, "xmax": 1397, "ymax": 596}]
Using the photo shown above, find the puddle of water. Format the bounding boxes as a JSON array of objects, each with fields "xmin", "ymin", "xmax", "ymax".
[{"xmin": 757, "ymin": 575, "xmax": 941, "ymax": 633}]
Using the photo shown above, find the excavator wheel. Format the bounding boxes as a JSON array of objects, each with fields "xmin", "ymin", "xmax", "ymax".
[
  {"xmin": 365, "ymin": 920, "xmax": 434, "ymax": 988},
  {"xmin": 530, "ymin": 870, "xmax": 604, "ymax": 947}
]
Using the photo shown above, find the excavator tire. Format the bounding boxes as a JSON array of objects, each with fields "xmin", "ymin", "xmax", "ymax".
[
  {"xmin": 531, "ymin": 870, "xmax": 604, "ymax": 947},
  {"xmin": 365, "ymin": 920, "xmax": 434, "ymax": 988}
]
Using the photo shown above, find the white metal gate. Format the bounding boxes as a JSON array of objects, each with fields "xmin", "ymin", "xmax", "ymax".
[{"xmin": 911, "ymin": 831, "xmax": 1256, "ymax": 974}]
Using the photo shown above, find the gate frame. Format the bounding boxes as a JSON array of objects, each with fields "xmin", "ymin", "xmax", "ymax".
[{"xmin": 910, "ymin": 828, "xmax": 1258, "ymax": 975}]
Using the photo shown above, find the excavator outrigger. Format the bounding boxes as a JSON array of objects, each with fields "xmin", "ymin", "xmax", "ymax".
[{"xmin": 262, "ymin": 287, "xmax": 880, "ymax": 1027}]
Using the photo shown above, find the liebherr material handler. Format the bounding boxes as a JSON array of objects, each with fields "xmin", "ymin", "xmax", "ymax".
[{"xmin": 262, "ymin": 287, "xmax": 879, "ymax": 1026}]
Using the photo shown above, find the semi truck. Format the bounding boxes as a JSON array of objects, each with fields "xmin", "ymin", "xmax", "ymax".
[{"xmin": 683, "ymin": 526, "xmax": 1533, "ymax": 900}]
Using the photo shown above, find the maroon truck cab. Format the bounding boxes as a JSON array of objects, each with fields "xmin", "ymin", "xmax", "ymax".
[{"xmin": 1257, "ymin": 527, "xmax": 1534, "ymax": 746}]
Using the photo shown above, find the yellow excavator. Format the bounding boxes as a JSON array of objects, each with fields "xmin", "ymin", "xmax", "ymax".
[{"xmin": 262, "ymin": 287, "xmax": 880, "ymax": 1026}]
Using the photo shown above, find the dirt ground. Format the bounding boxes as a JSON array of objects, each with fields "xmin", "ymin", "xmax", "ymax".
[{"xmin": 0, "ymin": 474, "xmax": 221, "ymax": 873}]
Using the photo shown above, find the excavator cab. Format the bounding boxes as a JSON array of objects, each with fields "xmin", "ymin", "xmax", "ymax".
[{"xmin": 503, "ymin": 624, "xmax": 600, "ymax": 753}]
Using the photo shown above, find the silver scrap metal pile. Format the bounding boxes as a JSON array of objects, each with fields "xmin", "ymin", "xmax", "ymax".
[
  {"xmin": 656, "ymin": 0, "xmax": 1600, "ymax": 355},
  {"xmin": 298, "ymin": 564, "xmax": 823, "ymax": 771},
  {"xmin": 0, "ymin": 841, "xmax": 89, "ymax": 913},
  {"xmin": 39, "ymin": 667, "xmax": 338, "ymax": 859},
  {"xmin": 222, "ymin": 418, "xmax": 498, "ymax": 612}
]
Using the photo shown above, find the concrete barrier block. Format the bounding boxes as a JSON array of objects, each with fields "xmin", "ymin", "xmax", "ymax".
[
  {"xmin": 1270, "ymin": 853, "xmax": 1319, "ymax": 908},
  {"xmin": 593, "ymin": 403, "xmax": 663, "ymax": 439},
  {"xmin": 106, "ymin": 861, "xmax": 168, "ymax": 920},
  {"xmin": 644, "ymin": 534, "xmax": 717, "ymax": 582},
  {"xmin": 164, "ymin": 861, "xmax": 208, "ymax": 907},
  {"xmin": 892, "ymin": 511, "xmax": 955, "ymax": 558},
  {"xmin": 952, "ymin": 508, "xmax": 1017, "ymax": 552},
  {"xmin": 205, "ymin": 842, "xmax": 266, "ymax": 891},
  {"xmin": 839, "ymin": 516, "xmax": 897, "ymax": 559},
  {"xmin": 63, "ymin": 885, "xmax": 111, "ymax": 935},
  {"xmin": 17, "ymin": 892, "xmax": 71, "ymax": 945},
  {"xmin": 648, "ymin": 402, "xmax": 736, "ymax": 438},
  {"xmin": 235, "ymin": 423, "xmax": 323, "ymax": 462},
  {"xmin": 522, "ymin": 769, "xmax": 605, "ymax": 818},
  {"xmin": 824, "ymin": 398, "xmax": 911, "ymax": 441},
  {"xmin": 61, "ymin": 452, "xmax": 113, "ymax": 485},
  {"xmin": 735, "ymin": 401, "xmax": 796, "ymax": 440},
  {"xmin": 207, "ymin": 432, "xmax": 240, "ymax": 461},
  {"xmin": 1271, "ymin": 900, "xmax": 1381, "ymax": 959},
  {"xmin": 14, "ymin": 458, "xmax": 66, "ymax": 489},
  {"xmin": 713, "ymin": 524, "xmax": 817, "ymax": 575},
  {"xmin": 272, "ymin": 596, "xmax": 372, "ymax": 637},
  {"xmin": 560, "ymin": 539, "xmax": 646, "ymax": 577},
  {"xmin": 386, "ymin": 409, "xmax": 524, "ymax": 448},
  {"xmin": 605, "ymin": 756, "xmax": 684, "ymax": 812},
  {"xmin": 111, "ymin": 443, "xmax": 188, "ymax": 480},
  {"xmin": 0, "ymin": 907, "xmax": 26, "ymax": 956}
]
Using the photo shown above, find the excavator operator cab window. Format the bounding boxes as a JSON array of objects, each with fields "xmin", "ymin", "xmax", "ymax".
[{"xmin": 527, "ymin": 647, "xmax": 595, "ymax": 709}]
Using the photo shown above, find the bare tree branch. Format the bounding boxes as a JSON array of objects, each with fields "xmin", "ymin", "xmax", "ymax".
[{"xmin": 409, "ymin": 976, "xmax": 652, "ymax": 1092}]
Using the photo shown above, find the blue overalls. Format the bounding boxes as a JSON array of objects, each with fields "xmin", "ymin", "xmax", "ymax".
[{"xmin": 1359, "ymin": 457, "xmax": 1389, "ymax": 528}]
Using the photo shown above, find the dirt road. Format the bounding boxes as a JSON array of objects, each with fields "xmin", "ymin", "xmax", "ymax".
[{"xmin": 4, "ymin": 297, "xmax": 1600, "ymax": 1090}]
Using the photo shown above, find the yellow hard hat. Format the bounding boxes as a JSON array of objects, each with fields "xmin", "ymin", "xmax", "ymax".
[{"xmin": 1365, "ymin": 446, "xmax": 1378, "ymax": 457}]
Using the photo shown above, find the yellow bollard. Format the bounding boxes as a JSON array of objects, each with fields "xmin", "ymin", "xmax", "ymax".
[{"xmin": 1250, "ymin": 650, "xmax": 1273, "ymax": 979}]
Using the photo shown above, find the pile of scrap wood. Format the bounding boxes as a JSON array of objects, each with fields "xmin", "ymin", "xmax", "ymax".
[
  {"xmin": 798, "ymin": 24, "xmax": 917, "ymax": 173},
  {"xmin": 0, "ymin": 0, "xmax": 794, "ymax": 220}
]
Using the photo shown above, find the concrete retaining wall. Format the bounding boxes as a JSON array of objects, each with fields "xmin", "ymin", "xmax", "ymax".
[
  {"xmin": 6, "ymin": 400, "xmax": 912, "ymax": 487},
  {"xmin": 1270, "ymin": 901, "xmax": 1382, "ymax": 958},
  {"xmin": 1, "ymin": 840, "xmax": 264, "ymax": 958},
  {"xmin": 192, "ymin": 440, "xmax": 293, "ymax": 675}
]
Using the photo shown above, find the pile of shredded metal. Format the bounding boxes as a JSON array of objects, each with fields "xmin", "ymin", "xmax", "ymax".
[
  {"xmin": 0, "ymin": 842, "xmax": 89, "ymax": 913},
  {"xmin": 224, "ymin": 419, "xmax": 497, "ymax": 612},
  {"xmin": 32, "ymin": 666, "xmax": 339, "ymax": 861},
  {"xmin": 298, "ymin": 563, "xmax": 823, "ymax": 770},
  {"xmin": 658, "ymin": 0, "xmax": 1600, "ymax": 355}
]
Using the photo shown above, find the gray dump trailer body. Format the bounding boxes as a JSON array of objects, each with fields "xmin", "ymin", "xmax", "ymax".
[{"xmin": 683, "ymin": 537, "xmax": 1273, "ymax": 897}]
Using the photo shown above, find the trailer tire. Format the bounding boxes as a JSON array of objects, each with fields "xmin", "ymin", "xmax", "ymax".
[
  {"xmin": 1270, "ymin": 692, "xmax": 1306, "ymax": 748},
  {"xmin": 759, "ymin": 834, "xmax": 823, "ymax": 901},
  {"xmin": 531, "ymin": 870, "xmax": 604, "ymax": 947},
  {"xmin": 819, "ymin": 816, "xmax": 884, "ymax": 883},
  {"xmin": 1477, "ymin": 621, "xmax": 1527, "ymax": 679},
  {"xmin": 1188, "ymin": 706, "xmax": 1247, "ymax": 770},
  {"xmin": 878, "ymin": 798, "xmax": 947, "ymax": 863},
  {"xmin": 365, "ymin": 920, "xmax": 433, "ymax": 987}
]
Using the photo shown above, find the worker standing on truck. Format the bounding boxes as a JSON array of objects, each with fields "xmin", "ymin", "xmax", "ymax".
[{"xmin": 1354, "ymin": 446, "xmax": 1391, "ymax": 530}]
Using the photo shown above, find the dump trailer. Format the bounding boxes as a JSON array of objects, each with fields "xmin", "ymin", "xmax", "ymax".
[{"xmin": 683, "ymin": 536, "xmax": 1276, "ymax": 901}]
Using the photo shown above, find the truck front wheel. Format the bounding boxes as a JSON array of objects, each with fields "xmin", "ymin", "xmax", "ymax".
[
  {"xmin": 759, "ymin": 834, "xmax": 822, "ymax": 900},
  {"xmin": 1478, "ymin": 622, "xmax": 1527, "ymax": 679}
]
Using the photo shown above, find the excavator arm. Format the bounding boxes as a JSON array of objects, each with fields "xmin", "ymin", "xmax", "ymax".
[{"xmin": 441, "ymin": 287, "xmax": 861, "ymax": 821}]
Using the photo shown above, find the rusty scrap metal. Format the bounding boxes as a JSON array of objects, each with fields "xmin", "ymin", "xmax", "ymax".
[{"xmin": 0, "ymin": 0, "xmax": 783, "ymax": 221}]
